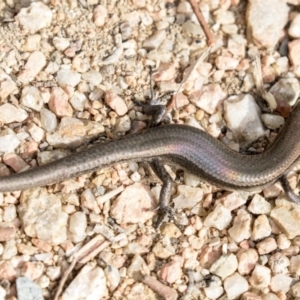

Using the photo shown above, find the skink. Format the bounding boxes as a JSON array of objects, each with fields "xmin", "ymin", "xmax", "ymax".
[{"xmin": 0, "ymin": 103, "xmax": 300, "ymax": 196}]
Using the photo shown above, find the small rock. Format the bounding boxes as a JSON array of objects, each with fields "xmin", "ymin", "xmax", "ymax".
[
  {"xmin": 270, "ymin": 274, "xmax": 293, "ymax": 293},
  {"xmin": 289, "ymin": 14, "xmax": 300, "ymax": 38},
  {"xmin": 237, "ymin": 248, "xmax": 258, "ymax": 275},
  {"xmin": 28, "ymin": 123, "xmax": 44, "ymax": 142},
  {"xmin": 0, "ymin": 80, "xmax": 18, "ymax": 99},
  {"xmin": 189, "ymin": 83, "xmax": 227, "ymax": 114},
  {"xmin": 0, "ymin": 103, "xmax": 28, "ymax": 123},
  {"xmin": 210, "ymin": 253, "xmax": 238, "ymax": 280},
  {"xmin": 214, "ymin": 9, "xmax": 235, "ymax": 25},
  {"xmin": 2, "ymin": 239, "xmax": 17, "ymax": 260},
  {"xmin": 104, "ymin": 265, "xmax": 120, "ymax": 292},
  {"xmin": 82, "ymin": 70, "xmax": 102, "ymax": 86},
  {"xmin": 105, "ymin": 91, "xmax": 128, "ymax": 116},
  {"xmin": 21, "ymin": 262, "xmax": 44, "ymax": 280},
  {"xmin": 70, "ymin": 91, "xmax": 88, "ymax": 111},
  {"xmin": 215, "ymin": 56, "xmax": 239, "ymax": 70},
  {"xmin": 0, "ymin": 226, "xmax": 16, "ymax": 242},
  {"xmin": 46, "ymin": 117, "xmax": 104, "ymax": 148},
  {"xmin": 101, "ymin": 47, "xmax": 123, "ymax": 65},
  {"xmin": 256, "ymin": 237, "xmax": 277, "ymax": 255},
  {"xmin": 18, "ymin": 51, "xmax": 47, "ymax": 84},
  {"xmin": 48, "ymin": 87, "xmax": 73, "ymax": 117},
  {"xmin": 153, "ymin": 63, "xmax": 176, "ymax": 82},
  {"xmin": 276, "ymin": 234, "xmax": 291, "ymax": 250},
  {"xmin": 40, "ymin": 108, "xmax": 58, "ymax": 132},
  {"xmin": 173, "ymin": 185, "xmax": 203, "ymax": 210},
  {"xmin": 61, "ymin": 264, "xmax": 108, "ymax": 300},
  {"xmin": 290, "ymin": 255, "xmax": 300, "ymax": 275},
  {"xmin": 69, "ymin": 211, "xmax": 87, "ymax": 243},
  {"xmin": 18, "ymin": 188, "xmax": 68, "ymax": 245},
  {"xmin": 217, "ymin": 191, "xmax": 247, "ymax": 211},
  {"xmin": 57, "ymin": 69, "xmax": 81, "ymax": 88},
  {"xmin": 81, "ymin": 189, "xmax": 100, "ymax": 214},
  {"xmin": 252, "ymin": 215, "xmax": 272, "ymax": 241},
  {"xmin": 16, "ymin": 277, "xmax": 44, "ymax": 300},
  {"xmin": 21, "ymin": 86, "xmax": 44, "ymax": 111},
  {"xmin": 204, "ymin": 205, "xmax": 232, "ymax": 230},
  {"xmin": 269, "ymin": 252, "xmax": 290, "ymax": 274},
  {"xmin": 53, "ymin": 37, "xmax": 70, "ymax": 51},
  {"xmin": 3, "ymin": 153, "xmax": 29, "ymax": 172},
  {"xmin": 143, "ymin": 30, "xmax": 166, "ymax": 50},
  {"xmin": 224, "ymin": 272, "xmax": 249, "ymax": 299},
  {"xmin": 270, "ymin": 199, "xmax": 300, "ymax": 239},
  {"xmin": 288, "ymin": 39, "xmax": 300, "ymax": 66},
  {"xmin": 16, "ymin": 2, "xmax": 52, "ymax": 34},
  {"xmin": 93, "ymin": 5, "xmax": 108, "ymax": 27},
  {"xmin": 0, "ymin": 261, "xmax": 16, "ymax": 281},
  {"xmin": 228, "ymin": 209, "xmax": 252, "ymax": 243},
  {"xmin": 160, "ymin": 223, "xmax": 182, "ymax": 238},
  {"xmin": 246, "ymin": 0, "xmax": 289, "ymax": 48},
  {"xmin": 224, "ymin": 94, "xmax": 265, "ymax": 145},
  {"xmin": 249, "ymin": 265, "xmax": 271, "ymax": 288},
  {"xmin": 111, "ymin": 183, "xmax": 157, "ymax": 224},
  {"xmin": 261, "ymin": 114, "xmax": 285, "ymax": 130},
  {"xmin": 158, "ymin": 256, "xmax": 183, "ymax": 284},
  {"xmin": 127, "ymin": 255, "xmax": 149, "ymax": 281},
  {"xmin": 292, "ymin": 281, "xmax": 300, "ymax": 297},
  {"xmin": 0, "ymin": 129, "xmax": 20, "ymax": 153},
  {"xmin": 204, "ymin": 286, "xmax": 224, "ymax": 300}
]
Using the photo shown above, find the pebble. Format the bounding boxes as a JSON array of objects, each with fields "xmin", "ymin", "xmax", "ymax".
[
  {"xmin": 215, "ymin": 56, "xmax": 239, "ymax": 70},
  {"xmin": 249, "ymin": 265, "xmax": 271, "ymax": 288},
  {"xmin": 158, "ymin": 256, "xmax": 183, "ymax": 284},
  {"xmin": 252, "ymin": 215, "xmax": 272, "ymax": 241},
  {"xmin": 69, "ymin": 211, "xmax": 87, "ymax": 243},
  {"xmin": 246, "ymin": 0, "xmax": 289, "ymax": 48},
  {"xmin": 204, "ymin": 286, "xmax": 224, "ymax": 300},
  {"xmin": 218, "ymin": 191, "xmax": 248, "ymax": 211},
  {"xmin": 288, "ymin": 39, "xmax": 300, "ymax": 66},
  {"xmin": 16, "ymin": 277, "xmax": 44, "ymax": 300},
  {"xmin": 183, "ymin": 172, "xmax": 201, "ymax": 187},
  {"xmin": 269, "ymin": 252, "xmax": 290, "ymax": 274},
  {"xmin": 269, "ymin": 77, "xmax": 300, "ymax": 106},
  {"xmin": 110, "ymin": 183, "xmax": 157, "ymax": 224},
  {"xmin": 18, "ymin": 51, "xmax": 47, "ymax": 84},
  {"xmin": 160, "ymin": 223, "xmax": 182, "ymax": 238},
  {"xmin": 0, "ymin": 261, "xmax": 16, "ymax": 281},
  {"xmin": 189, "ymin": 83, "xmax": 227, "ymax": 114},
  {"xmin": 3, "ymin": 153, "xmax": 28, "ymax": 172},
  {"xmin": 292, "ymin": 282, "xmax": 300, "ymax": 297},
  {"xmin": 237, "ymin": 248, "xmax": 258, "ymax": 275},
  {"xmin": 224, "ymin": 272, "xmax": 249, "ymax": 299},
  {"xmin": 20, "ymin": 86, "xmax": 44, "ymax": 111},
  {"xmin": 142, "ymin": 30, "xmax": 166, "ymax": 50},
  {"xmin": 82, "ymin": 70, "xmax": 103, "ymax": 86},
  {"xmin": 46, "ymin": 117, "xmax": 104, "ymax": 148},
  {"xmin": 114, "ymin": 115, "xmax": 131, "ymax": 133},
  {"xmin": 28, "ymin": 123, "xmax": 44, "ymax": 142},
  {"xmin": 62, "ymin": 264, "xmax": 108, "ymax": 299},
  {"xmin": 0, "ymin": 103, "xmax": 28, "ymax": 123},
  {"xmin": 70, "ymin": 91, "xmax": 88, "ymax": 111},
  {"xmin": 172, "ymin": 185, "xmax": 203, "ymax": 210},
  {"xmin": 81, "ymin": 189, "xmax": 100, "ymax": 214},
  {"xmin": 288, "ymin": 14, "xmax": 300, "ymax": 38},
  {"xmin": 18, "ymin": 188, "xmax": 68, "ymax": 245},
  {"xmin": 153, "ymin": 63, "xmax": 176, "ymax": 82},
  {"xmin": 204, "ymin": 205, "xmax": 232, "ymax": 230},
  {"xmin": 49, "ymin": 87, "xmax": 73, "ymax": 117},
  {"xmin": 182, "ymin": 21, "xmax": 204, "ymax": 36},
  {"xmin": 93, "ymin": 5, "xmax": 108, "ymax": 27},
  {"xmin": 101, "ymin": 47, "xmax": 123, "ymax": 65},
  {"xmin": 0, "ymin": 226, "xmax": 16, "ymax": 242},
  {"xmin": 210, "ymin": 253, "xmax": 238, "ymax": 280},
  {"xmin": 104, "ymin": 265, "xmax": 120, "ymax": 292},
  {"xmin": 270, "ymin": 274, "xmax": 293, "ymax": 293},
  {"xmin": 127, "ymin": 255, "xmax": 149, "ymax": 281},
  {"xmin": 53, "ymin": 37, "xmax": 70, "ymax": 51},
  {"xmin": 214, "ymin": 9, "xmax": 235, "ymax": 25},
  {"xmin": 2, "ymin": 239, "xmax": 17, "ymax": 260},
  {"xmin": 16, "ymin": 2, "xmax": 52, "ymax": 34},
  {"xmin": 40, "ymin": 108, "xmax": 58, "ymax": 132},
  {"xmin": 105, "ymin": 91, "xmax": 128, "ymax": 116},
  {"xmin": 224, "ymin": 94, "xmax": 265, "ymax": 145},
  {"xmin": 256, "ymin": 237, "xmax": 277, "ymax": 255},
  {"xmin": 261, "ymin": 114, "xmax": 285, "ymax": 130},
  {"xmin": 21, "ymin": 262, "xmax": 44, "ymax": 280},
  {"xmin": 0, "ymin": 80, "xmax": 18, "ymax": 100},
  {"xmin": 228, "ymin": 209, "xmax": 252, "ymax": 243},
  {"xmin": 0, "ymin": 129, "xmax": 20, "ymax": 153},
  {"xmin": 270, "ymin": 199, "xmax": 300, "ymax": 239},
  {"xmin": 57, "ymin": 69, "xmax": 81, "ymax": 88},
  {"xmin": 290, "ymin": 255, "xmax": 300, "ymax": 275}
]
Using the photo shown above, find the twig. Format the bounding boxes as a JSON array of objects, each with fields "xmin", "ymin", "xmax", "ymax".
[{"xmin": 188, "ymin": 0, "xmax": 215, "ymax": 46}]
